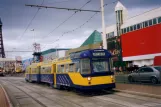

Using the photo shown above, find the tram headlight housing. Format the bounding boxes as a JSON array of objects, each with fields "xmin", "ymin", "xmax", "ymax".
[
  {"xmin": 87, "ymin": 77, "xmax": 91, "ymax": 81},
  {"xmin": 111, "ymin": 75, "xmax": 113, "ymax": 79}
]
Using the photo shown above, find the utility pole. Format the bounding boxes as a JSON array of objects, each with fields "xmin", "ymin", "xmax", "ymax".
[{"xmin": 101, "ymin": 0, "xmax": 107, "ymax": 49}]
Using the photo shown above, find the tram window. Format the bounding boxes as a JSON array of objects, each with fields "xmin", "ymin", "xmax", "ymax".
[
  {"xmin": 80, "ymin": 59, "xmax": 90, "ymax": 74},
  {"xmin": 149, "ymin": 20, "xmax": 152, "ymax": 26},
  {"xmin": 66, "ymin": 64, "xmax": 69, "ymax": 72},
  {"xmin": 92, "ymin": 60, "xmax": 109, "ymax": 72},
  {"xmin": 69, "ymin": 63, "xmax": 74, "ymax": 72},
  {"xmin": 60, "ymin": 65, "xmax": 65, "ymax": 73},
  {"xmin": 158, "ymin": 17, "xmax": 161, "ymax": 23},
  {"xmin": 75, "ymin": 62, "xmax": 80, "ymax": 72},
  {"xmin": 46, "ymin": 67, "xmax": 51, "ymax": 73},
  {"xmin": 153, "ymin": 18, "xmax": 157, "ymax": 24},
  {"xmin": 57, "ymin": 65, "xmax": 61, "ymax": 73}
]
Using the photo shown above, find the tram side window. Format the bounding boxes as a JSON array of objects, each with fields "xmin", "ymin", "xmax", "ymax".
[
  {"xmin": 69, "ymin": 63, "xmax": 75, "ymax": 72},
  {"xmin": 32, "ymin": 68, "xmax": 36, "ymax": 73},
  {"xmin": 81, "ymin": 59, "xmax": 90, "ymax": 74},
  {"xmin": 45, "ymin": 67, "xmax": 51, "ymax": 74},
  {"xmin": 61, "ymin": 65, "xmax": 65, "ymax": 73},
  {"xmin": 133, "ymin": 25, "xmax": 137, "ymax": 30},
  {"xmin": 57, "ymin": 65, "xmax": 61, "ymax": 73},
  {"xmin": 158, "ymin": 17, "xmax": 161, "ymax": 23},
  {"xmin": 66, "ymin": 64, "xmax": 69, "ymax": 72}
]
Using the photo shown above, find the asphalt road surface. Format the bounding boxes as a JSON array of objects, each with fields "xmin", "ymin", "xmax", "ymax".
[{"xmin": 0, "ymin": 77, "xmax": 161, "ymax": 107}]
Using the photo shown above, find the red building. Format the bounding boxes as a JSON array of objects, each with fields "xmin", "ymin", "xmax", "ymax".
[{"xmin": 106, "ymin": 1, "xmax": 161, "ymax": 67}]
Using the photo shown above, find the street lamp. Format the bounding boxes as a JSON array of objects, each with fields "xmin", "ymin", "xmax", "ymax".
[{"xmin": 31, "ymin": 29, "xmax": 35, "ymax": 43}]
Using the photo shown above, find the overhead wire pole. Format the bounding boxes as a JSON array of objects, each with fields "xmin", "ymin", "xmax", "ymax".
[{"xmin": 101, "ymin": 0, "xmax": 107, "ymax": 49}]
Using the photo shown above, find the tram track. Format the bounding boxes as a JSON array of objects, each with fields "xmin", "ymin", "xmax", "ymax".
[
  {"xmin": 1, "ymin": 77, "xmax": 161, "ymax": 107},
  {"xmin": 1, "ymin": 80, "xmax": 48, "ymax": 107},
  {"xmin": 4, "ymin": 79, "xmax": 84, "ymax": 107}
]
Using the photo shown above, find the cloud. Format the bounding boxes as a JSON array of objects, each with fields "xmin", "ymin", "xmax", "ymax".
[{"xmin": 1, "ymin": 0, "xmax": 161, "ymax": 59}]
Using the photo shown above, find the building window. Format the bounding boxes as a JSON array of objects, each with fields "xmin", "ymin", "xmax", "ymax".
[
  {"xmin": 137, "ymin": 24, "xmax": 141, "ymax": 29},
  {"xmin": 153, "ymin": 18, "xmax": 157, "ymax": 25},
  {"xmin": 123, "ymin": 28, "xmax": 126, "ymax": 33},
  {"xmin": 127, "ymin": 27, "xmax": 129, "ymax": 32},
  {"xmin": 108, "ymin": 32, "xmax": 114, "ymax": 38},
  {"xmin": 134, "ymin": 25, "xmax": 137, "ymax": 30},
  {"xmin": 144, "ymin": 21, "xmax": 148, "ymax": 27},
  {"xmin": 121, "ymin": 29, "xmax": 124, "ymax": 34},
  {"xmin": 149, "ymin": 20, "xmax": 152, "ymax": 26},
  {"xmin": 158, "ymin": 17, "xmax": 161, "ymax": 23},
  {"xmin": 130, "ymin": 26, "xmax": 133, "ymax": 31}
]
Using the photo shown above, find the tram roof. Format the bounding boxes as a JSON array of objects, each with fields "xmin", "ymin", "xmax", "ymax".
[{"xmin": 70, "ymin": 49, "xmax": 111, "ymax": 59}]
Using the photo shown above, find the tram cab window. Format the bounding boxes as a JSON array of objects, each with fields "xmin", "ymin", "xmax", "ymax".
[
  {"xmin": 92, "ymin": 59, "xmax": 109, "ymax": 72},
  {"xmin": 80, "ymin": 59, "xmax": 90, "ymax": 74},
  {"xmin": 75, "ymin": 62, "xmax": 80, "ymax": 72}
]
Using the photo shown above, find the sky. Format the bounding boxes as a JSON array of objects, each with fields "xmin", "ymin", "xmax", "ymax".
[{"xmin": 0, "ymin": 0, "xmax": 161, "ymax": 59}]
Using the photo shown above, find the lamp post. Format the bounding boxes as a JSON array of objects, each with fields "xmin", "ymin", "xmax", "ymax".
[
  {"xmin": 101, "ymin": 0, "xmax": 107, "ymax": 49},
  {"xmin": 31, "ymin": 29, "xmax": 35, "ymax": 43}
]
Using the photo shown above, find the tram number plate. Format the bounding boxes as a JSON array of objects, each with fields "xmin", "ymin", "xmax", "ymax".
[{"xmin": 93, "ymin": 52, "xmax": 105, "ymax": 56}]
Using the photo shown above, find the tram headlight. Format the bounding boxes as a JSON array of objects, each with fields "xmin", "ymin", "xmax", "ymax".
[
  {"xmin": 110, "ymin": 75, "xmax": 113, "ymax": 79},
  {"xmin": 87, "ymin": 77, "xmax": 91, "ymax": 81}
]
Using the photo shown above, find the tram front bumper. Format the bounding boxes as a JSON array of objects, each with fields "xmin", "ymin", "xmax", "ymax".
[{"xmin": 74, "ymin": 83, "xmax": 115, "ymax": 90}]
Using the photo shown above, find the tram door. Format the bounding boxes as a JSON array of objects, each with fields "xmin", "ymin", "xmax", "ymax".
[
  {"xmin": 53, "ymin": 64, "xmax": 56, "ymax": 87},
  {"xmin": 29, "ymin": 68, "xmax": 32, "ymax": 82}
]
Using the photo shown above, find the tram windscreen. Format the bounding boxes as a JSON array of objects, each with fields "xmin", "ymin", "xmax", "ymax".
[{"xmin": 92, "ymin": 59, "xmax": 109, "ymax": 72}]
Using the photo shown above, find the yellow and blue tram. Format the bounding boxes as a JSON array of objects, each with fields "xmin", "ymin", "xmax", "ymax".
[
  {"xmin": 25, "ymin": 63, "xmax": 41, "ymax": 82},
  {"xmin": 25, "ymin": 49, "xmax": 115, "ymax": 90},
  {"xmin": 40, "ymin": 60, "xmax": 56, "ymax": 86}
]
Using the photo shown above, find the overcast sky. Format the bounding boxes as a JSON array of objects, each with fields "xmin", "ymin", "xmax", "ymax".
[{"xmin": 1, "ymin": 0, "xmax": 161, "ymax": 59}]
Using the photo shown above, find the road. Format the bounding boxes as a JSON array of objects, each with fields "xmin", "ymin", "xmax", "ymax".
[{"xmin": 0, "ymin": 77, "xmax": 161, "ymax": 107}]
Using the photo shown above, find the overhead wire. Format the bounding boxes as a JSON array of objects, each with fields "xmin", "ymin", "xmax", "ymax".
[
  {"xmin": 41, "ymin": 0, "xmax": 118, "ymax": 50},
  {"xmin": 17, "ymin": 0, "xmax": 45, "ymax": 41},
  {"xmin": 40, "ymin": 0, "xmax": 93, "ymax": 40},
  {"xmin": 12, "ymin": 0, "xmax": 45, "ymax": 58},
  {"xmin": 45, "ymin": 0, "xmax": 73, "ymax": 5}
]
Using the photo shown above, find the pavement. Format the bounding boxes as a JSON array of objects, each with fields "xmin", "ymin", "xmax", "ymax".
[
  {"xmin": 115, "ymin": 83, "xmax": 161, "ymax": 99},
  {"xmin": 0, "ymin": 84, "xmax": 11, "ymax": 107}
]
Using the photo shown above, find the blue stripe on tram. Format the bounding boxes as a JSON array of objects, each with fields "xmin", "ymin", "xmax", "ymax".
[
  {"xmin": 56, "ymin": 74, "xmax": 73, "ymax": 87},
  {"xmin": 31, "ymin": 74, "xmax": 40, "ymax": 82},
  {"xmin": 40, "ymin": 74, "xmax": 54, "ymax": 84}
]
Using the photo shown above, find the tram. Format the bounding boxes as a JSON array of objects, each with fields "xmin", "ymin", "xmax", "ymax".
[{"xmin": 25, "ymin": 49, "xmax": 115, "ymax": 90}]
